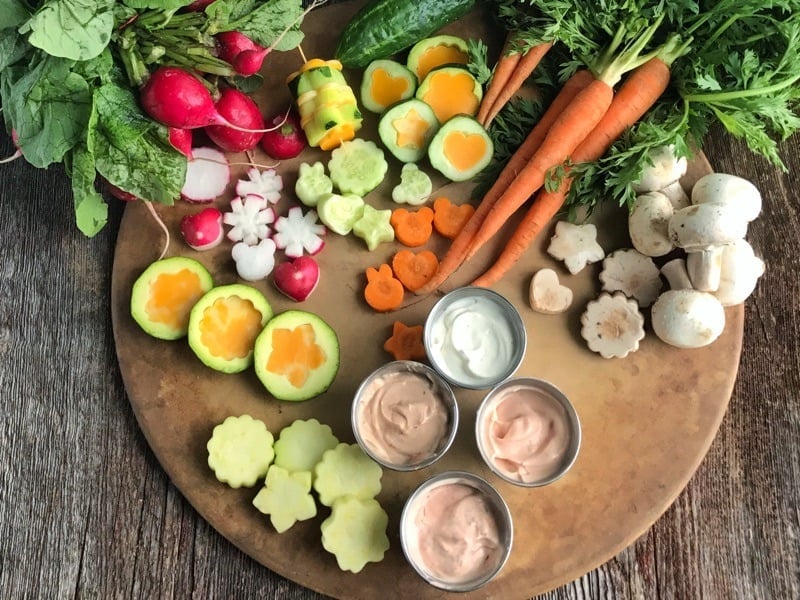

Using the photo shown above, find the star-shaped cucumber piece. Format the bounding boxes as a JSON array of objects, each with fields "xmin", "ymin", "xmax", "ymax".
[
  {"xmin": 321, "ymin": 496, "xmax": 389, "ymax": 573},
  {"xmin": 273, "ymin": 418, "xmax": 339, "ymax": 475},
  {"xmin": 252, "ymin": 465, "xmax": 317, "ymax": 533},
  {"xmin": 313, "ymin": 443, "xmax": 382, "ymax": 507},
  {"xmin": 207, "ymin": 414, "xmax": 275, "ymax": 488},
  {"xmin": 352, "ymin": 204, "xmax": 394, "ymax": 251}
]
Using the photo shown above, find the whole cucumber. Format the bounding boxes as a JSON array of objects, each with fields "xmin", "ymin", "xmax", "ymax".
[{"xmin": 334, "ymin": 0, "xmax": 476, "ymax": 69}]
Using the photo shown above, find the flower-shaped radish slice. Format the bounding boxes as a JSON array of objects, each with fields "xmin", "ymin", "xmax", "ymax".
[
  {"xmin": 235, "ymin": 167, "xmax": 283, "ymax": 204},
  {"xmin": 224, "ymin": 195, "xmax": 276, "ymax": 245},
  {"xmin": 273, "ymin": 206, "xmax": 326, "ymax": 257}
]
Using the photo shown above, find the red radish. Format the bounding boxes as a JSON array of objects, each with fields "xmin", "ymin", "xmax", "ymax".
[
  {"xmin": 140, "ymin": 67, "xmax": 230, "ymax": 130},
  {"xmin": 1, "ymin": 129, "xmax": 22, "ymax": 164},
  {"xmin": 232, "ymin": 48, "xmax": 269, "ymax": 76},
  {"xmin": 183, "ymin": 0, "xmax": 216, "ymax": 12},
  {"xmin": 273, "ymin": 256, "xmax": 320, "ymax": 302},
  {"xmin": 260, "ymin": 109, "xmax": 307, "ymax": 159},
  {"xmin": 181, "ymin": 146, "xmax": 230, "ymax": 203},
  {"xmin": 180, "ymin": 207, "xmax": 224, "ymax": 250},
  {"xmin": 168, "ymin": 127, "xmax": 194, "ymax": 159},
  {"xmin": 103, "ymin": 179, "xmax": 139, "ymax": 202},
  {"xmin": 205, "ymin": 87, "xmax": 265, "ymax": 152}
]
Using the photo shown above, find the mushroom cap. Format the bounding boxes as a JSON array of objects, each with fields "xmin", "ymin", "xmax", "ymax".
[
  {"xmin": 691, "ymin": 173, "xmax": 762, "ymax": 222},
  {"xmin": 631, "ymin": 145, "xmax": 688, "ymax": 193},
  {"xmin": 650, "ymin": 290, "xmax": 726, "ymax": 349},
  {"xmin": 668, "ymin": 203, "xmax": 749, "ymax": 251},
  {"xmin": 628, "ymin": 191, "xmax": 674, "ymax": 257},
  {"xmin": 713, "ymin": 239, "xmax": 766, "ymax": 306}
]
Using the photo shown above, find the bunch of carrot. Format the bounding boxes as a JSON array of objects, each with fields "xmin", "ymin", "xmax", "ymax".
[{"xmin": 416, "ymin": 18, "xmax": 691, "ymax": 294}]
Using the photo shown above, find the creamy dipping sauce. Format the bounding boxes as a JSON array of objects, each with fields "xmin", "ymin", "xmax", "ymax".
[
  {"xmin": 427, "ymin": 294, "xmax": 517, "ymax": 388},
  {"xmin": 357, "ymin": 370, "xmax": 450, "ymax": 467},
  {"xmin": 479, "ymin": 384, "xmax": 572, "ymax": 484},
  {"xmin": 406, "ymin": 482, "xmax": 504, "ymax": 584}
]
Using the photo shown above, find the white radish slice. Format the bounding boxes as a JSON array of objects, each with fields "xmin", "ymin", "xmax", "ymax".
[
  {"xmin": 273, "ymin": 206, "xmax": 326, "ymax": 257},
  {"xmin": 181, "ymin": 146, "xmax": 230, "ymax": 203}
]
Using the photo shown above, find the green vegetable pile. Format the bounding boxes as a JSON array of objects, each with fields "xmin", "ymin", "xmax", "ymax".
[{"xmin": 0, "ymin": 0, "xmax": 309, "ymax": 236}]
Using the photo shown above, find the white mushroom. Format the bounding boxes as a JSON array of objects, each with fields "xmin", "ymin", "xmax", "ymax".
[
  {"xmin": 628, "ymin": 191, "xmax": 674, "ymax": 257},
  {"xmin": 650, "ymin": 290, "xmax": 726, "ymax": 349},
  {"xmin": 713, "ymin": 239, "xmax": 766, "ymax": 306},
  {"xmin": 686, "ymin": 246, "xmax": 725, "ymax": 292},
  {"xmin": 660, "ymin": 180, "xmax": 691, "ymax": 210},
  {"xmin": 546, "ymin": 221, "xmax": 605, "ymax": 275},
  {"xmin": 599, "ymin": 249, "xmax": 662, "ymax": 307},
  {"xmin": 528, "ymin": 268, "xmax": 573, "ymax": 314},
  {"xmin": 660, "ymin": 258, "xmax": 693, "ymax": 290},
  {"xmin": 691, "ymin": 173, "xmax": 762, "ymax": 222},
  {"xmin": 580, "ymin": 292, "xmax": 645, "ymax": 359},
  {"xmin": 668, "ymin": 203, "xmax": 749, "ymax": 252},
  {"xmin": 632, "ymin": 145, "xmax": 688, "ymax": 193}
]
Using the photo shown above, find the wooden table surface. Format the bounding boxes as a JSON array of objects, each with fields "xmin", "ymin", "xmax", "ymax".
[{"xmin": 2, "ymin": 14, "xmax": 799, "ymax": 600}]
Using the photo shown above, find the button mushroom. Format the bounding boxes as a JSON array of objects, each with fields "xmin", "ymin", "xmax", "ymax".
[
  {"xmin": 580, "ymin": 292, "xmax": 645, "ymax": 359},
  {"xmin": 628, "ymin": 191, "xmax": 674, "ymax": 257},
  {"xmin": 631, "ymin": 145, "xmax": 688, "ymax": 193},
  {"xmin": 713, "ymin": 239, "xmax": 766, "ymax": 306},
  {"xmin": 599, "ymin": 248, "xmax": 662, "ymax": 307},
  {"xmin": 668, "ymin": 203, "xmax": 749, "ymax": 251},
  {"xmin": 546, "ymin": 221, "xmax": 605, "ymax": 275},
  {"xmin": 691, "ymin": 173, "xmax": 762, "ymax": 222},
  {"xmin": 650, "ymin": 290, "xmax": 726, "ymax": 349}
]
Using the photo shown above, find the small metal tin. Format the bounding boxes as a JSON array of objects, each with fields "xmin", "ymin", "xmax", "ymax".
[
  {"xmin": 423, "ymin": 287, "xmax": 527, "ymax": 389},
  {"xmin": 476, "ymin": 377, "xmax": 581, "ymax": 487},
  {"xmin": 351, "ymin": 360, "xmax": 459, "ymax": 471},
  {"xmin": 400, "ymin": 470, "xmax": 513, "ymax": 592}
]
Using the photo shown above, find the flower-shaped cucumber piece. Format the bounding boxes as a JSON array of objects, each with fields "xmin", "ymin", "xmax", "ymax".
[
  {"xmin": 391, "ymin": 163, "xmax": 432, "ymax": 205},
  {"xmin": 224, "ymin": 195, "xmax": 276, "ymax": 245},
  {"xmin": 294, "ymin": 161, "xmax": 334, "ymax": 207},
  {"xmin": 352, "ymin": 204, "xmax": 394, "ymax": 251},
  {"xmin": 232, "ymin": 238, "xmax": 277, "ymax": 281},
  {"xmin": 313, "ymin": 442, "xmax": 382, "ymax": 507},
  {"xmin": 207, "ymin": 414, "xmax": 275, "ymax": 488},
  {"xmin": 235, "ymin": 167, "xmax": 283, "ymax": 204},
  {"xmin": 316, "ymin": 192, "xmax": 366, "ymax": 236},
  {"xmin": 273, "ymin": 206, "xmax": 326, "ymax": 258},
  {"xmin": 328, "ymin": 138, "xmax": 388, "ymax": 197},
  {"xmin": 252, "ymin": 465, "xmax": 317, "ymax": 533},
  {"xmin": 273, "ymin": 418, "xmax": 339, "ymax": 475},
  {"xmin": 320, "ymin": 496, "xmax": 389, "ymax": 573}
]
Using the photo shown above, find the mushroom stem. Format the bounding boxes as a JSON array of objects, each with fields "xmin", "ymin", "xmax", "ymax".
[
  {"xmin": 661, "ymin": 258, "xmax": 693, "ymax": 290},
  {"xmin": 686, "ymin": 246, "xmax": 725, "ymax": 292}
]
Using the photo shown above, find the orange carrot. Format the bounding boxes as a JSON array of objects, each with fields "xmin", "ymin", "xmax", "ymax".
[
  {"xmin": 413, "ymin": 69, "xmax": 594, "ymax": 296},
  {"xmin": 392, "ymin": 249, "xmax": 439, "ymax": 292},
  {"xmin": 383, "ymin": 321, "xmax": 426, "ymax": 362},
  {"xmin": 482, "ymin": 41, "xmax": 555, "ymax": 128},
  {"xmin": 476, "ymin": 33, "xmax": 522, "ymax": 126},
  {"xmin": 390, "ymin": 206, "xmax": 434, "ymax": 247},
  {"xmin": 471, "ymin": 57, "xmax": 673, "ymax": 288},
  {"xmin": 462, "ymin": 77, "xmax": 616, "ymax": 262},
  {"xmin": 364, "ymin": 264, "xmax": 404, "ymax": 312},
  {"xmin": 432, "ymin": 197, "xmax": 475, "ymax": 239}
]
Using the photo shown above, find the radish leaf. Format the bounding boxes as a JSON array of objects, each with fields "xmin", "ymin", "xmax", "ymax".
[
  {"xmin": 21, "ymin": 0, "xmax": 115, "ymax": 61},
  {"xmin": 69, "ymin": 145, "xmax": 108, "ymax": 237}
]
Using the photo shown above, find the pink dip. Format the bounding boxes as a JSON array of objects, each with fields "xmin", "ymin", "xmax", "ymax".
[
  {"xmin": 358, "ymin": 370, "xmax": 449, "ymax": 466},
  {"xmin": 479, "ymin": 384, "xmax": 571, "ymax": 484},
  {"xmin": 406, "ymin": 482, "xmax": 503, "ymax": 583}
]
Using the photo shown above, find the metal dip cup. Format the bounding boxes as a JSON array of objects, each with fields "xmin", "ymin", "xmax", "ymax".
[
  {"xmin": 476, "ymin": 377, "xmax": 581, "ymax": 487},
  {"xmin": 424, "ymin": 287, "xmax": 527, "ymax": 389},
  {"xmin": 351, "ymin": 361, "xmax": 459, "ymax": 471},
  {"xmin": 400, "ymin": 470, "xmax": 513, "ymax": 592}
]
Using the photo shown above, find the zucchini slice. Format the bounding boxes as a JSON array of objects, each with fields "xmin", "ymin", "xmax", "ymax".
[
  {"xmin": 378, "ymin": 98, "xmax": 439, "ymax": 163},
  {"xmin": 360, "ymin": 59, "xmax": 417, "ymax": 114},
  {"xmin": 406, "ymin": 34, "xmax": 469, "ymax": 81},
  {"xmin": 428, "ymin": 115, "xmax": 494, "ymax": 182},
  {"xmin": 415, "ymin": 65, "xmax": 482, "ymax": 124},
  {"xmin": 254, "ymin": 310, "xmax": 340, "ymax": 402}
]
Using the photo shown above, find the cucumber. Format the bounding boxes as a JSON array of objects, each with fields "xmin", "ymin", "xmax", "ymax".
[
  {"xmin": 360, "ymin": 59, "xmax": 417, "ymax": 114},
  {"xmin": 406, "ymin": 34, "xmax": 469, "ymax": 81},
  {"xmin": 428, "ymin": 115, "xmax": 494, "ymax": 182},
  {"xmin": 378, "ymin": 98, "xmax": 438, "ymax": 163},
  {"xmin": 334, "ymin": 0, "xmax": 476, "ymax": 69},
  {"xmin": 327, "ymin": 138, "xmax": 388, "ymax": 197},
  {"xmin": 253, "ymin": 310, "xmax": 340, "ymax": 402}
]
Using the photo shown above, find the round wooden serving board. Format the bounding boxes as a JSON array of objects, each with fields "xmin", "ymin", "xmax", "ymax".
[{"xmin": 111, "ymin": 2, "xmax": 744, "ymax": 598}]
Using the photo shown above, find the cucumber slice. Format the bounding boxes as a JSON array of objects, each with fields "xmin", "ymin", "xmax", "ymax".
[
  {"xmin": 273, "ymin": 418, "xmax": 339, "ymax": 474},
  {"xmin": 317, "ymin": 192, "xmax": 366, "ymax": 235},
  {"xmin": 320, "ymin": 496, "xmax": 389, "ymax": 573},
  {"xmin": 313, "ymin": 443, "xmax": 382, "ymax": 506},
  {"xmin": 415, "ymin": 65, "xmax": 482, "ymax": 124},
  {"xmin": 360, "ymin": 59, "xmax": 417, "ymax": 114},
  {"xmin": 253, "ymin": 310, "xmax": 339, "ymax": 401},
  {"xmin": 378, "ymin": 99, "xmax": 439, "ymax": 163},
  {"xmin": 187, "ymin": 284, "xmax": 273, "ymax": 373},
  {"xmin": 406, "ymin": 34, "xmax": 469, "ymax": 81},
  {"xmin": 252, "ymin": 465, "xmax": 317, "ymax": 533},
  {"xmin": 207, "ymin": 414, "xmax": 275, "ymax": 488},
  {"xmin": 428, "ymin": 115, "xmax": 494, "ymax": 182},
  {"xmin": 130, "ymin": 256, "xmax": 213, "ymax": 340},
  {"xmin": 327, "ymin": 138, "xmax": 388, "ymax": 197}
]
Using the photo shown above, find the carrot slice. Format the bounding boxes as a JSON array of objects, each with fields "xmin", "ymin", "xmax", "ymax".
[
  {"xmin": 432, "ymin": 197, "xmax": 475, "ymax": 239},
  {"xmin": 390, "ymin": 206, "xmax": 434, "ymax": 247},
  {"xmin": 364, "ymin": 264, "xmax": 404, "ymax": 312},
  {"xmin": 383, "ymin": 321, "xmax": 427, "ymax": 361},
  {"xmin": 391, "ymin": 249, "xmax": 439, "ymax": 292}
]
